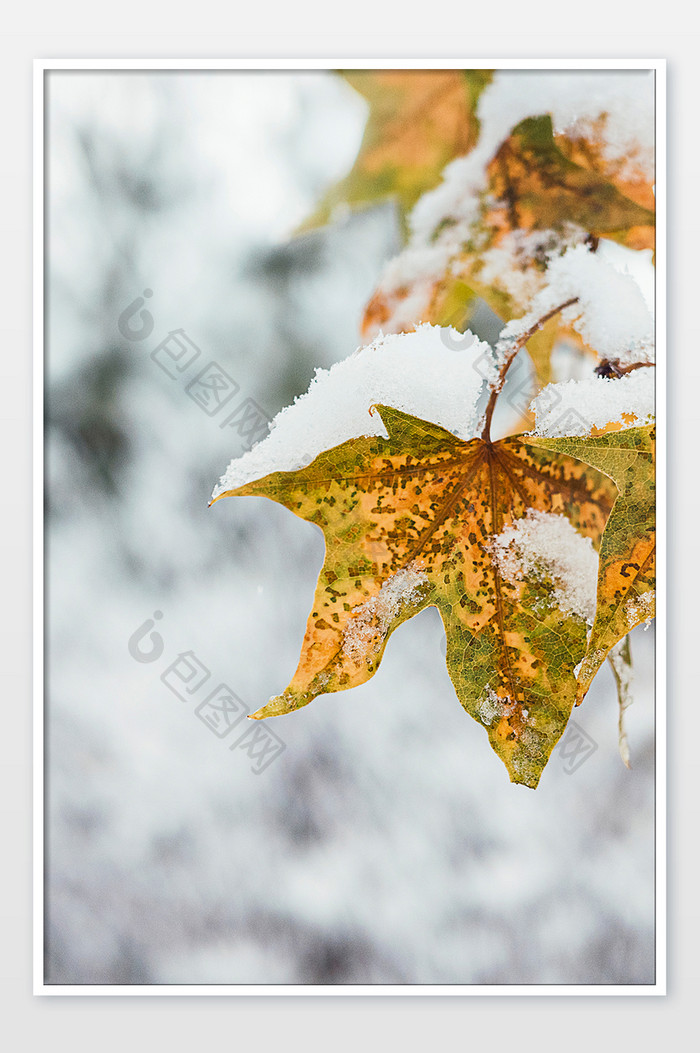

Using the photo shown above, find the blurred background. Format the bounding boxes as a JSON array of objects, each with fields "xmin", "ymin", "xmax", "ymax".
[{"xmin": 45, "ymin": 69, "xmax": 655, "ymax": 986}]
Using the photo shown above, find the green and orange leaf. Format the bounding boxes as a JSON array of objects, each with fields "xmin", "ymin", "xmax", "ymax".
[
  {"xmin": 531, "ymin": 425, "xmax": 655, "ymax": 703},
  {"xmin": 484, "ymin": 116, "xmax": 655, "ymax": 252},
  {"xmin": 213, "ymin": 405, "xmax": 618, "ymax": 787}
]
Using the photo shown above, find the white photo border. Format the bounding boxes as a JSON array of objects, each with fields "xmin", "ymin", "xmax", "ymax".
[{"xmin": 33, "ymin": 56, "xmax": 667, "ymax": 997}]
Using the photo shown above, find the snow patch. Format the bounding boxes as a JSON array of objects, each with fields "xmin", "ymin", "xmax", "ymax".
[
  {"xmin": 624, "ymin": 590, "xmax": 655, "ymax": 630},
  {"xmin": 490, "ymin": 509, "xmax": 599, "ymax": 623},
  {"xmin": 538, "ymin": 245, "xmax": 654, "ymax": 364},
  {"xmin": 477, "ymin": 687, "xmax": 514, "ymax": 727},
  {"xmin": 213, "ymin": 324, "xmax": 495, "ymax": 497},
  {"xmin": 531, "ymin": 368, "xmax": 655, "ymax": 437},
  {"xmin": 475, "ymin": 226, "xmax": 588, "ymax": 310},
  {"xmin": 492, "ymin": 244, "xmax": 654, "ymax": 368},
  {"xmin": 342, "ymin": 562, "xmax": 430, "ymax": 662}
]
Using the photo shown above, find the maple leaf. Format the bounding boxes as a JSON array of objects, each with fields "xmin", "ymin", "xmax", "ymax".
[
  {"xmin": 298, "ymin": 70, "xmax": 492, "ymax": 233},
  {"xmin": 530, "ymin": 425, "xmax": 655, "ymax": 704},
  {"xmin": 212, "ymin": 310, "xmax": 619, "ymax": 788},
  {"xmin": 483, "ymin": 116, "xmax": 655, "ymax": 253},
  {"xmin": 553, "ymin": 116, "xmax": 655, "ymax": 225}
]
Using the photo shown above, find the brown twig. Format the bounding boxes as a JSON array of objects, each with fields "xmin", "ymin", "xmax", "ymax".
[{"xmin": 480, "ymin": 297, "xmax": 579, "ymax": 442}]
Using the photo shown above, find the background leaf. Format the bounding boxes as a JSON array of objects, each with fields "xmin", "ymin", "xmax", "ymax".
[
  {"xmin": 298, "ymin": 70, "xmax": 493, "ymax": 233},
  {"xmin": 361, "ymin": 114, "xmax": 655, "ymax": 384}
]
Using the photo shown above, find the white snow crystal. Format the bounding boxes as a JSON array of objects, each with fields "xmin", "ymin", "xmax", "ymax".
[
  {"xmin": 379, "ymin": 243, "xmax": 454, "ymax": 291},
  {"xmin": 624, "ymin": 590, "xmax": 655, "ymax": 630},
  {"xmin": 341, "ymin": 562, "xmax": 430, "ymax": 662},
  {"xmin": 212, "ymin": 324, "xmax": 495, "ymax": 498},
  {"xmin": 531, "ymin": 368, "xmax": 655, "ymax": 437},
  {"xmin": 597, "ymin": 240, "xmax": 655, "ymax": 314},
  {"xmin": 368, "ymin": 244, "xmax": 454, "ymax": 335},
  {"xmin": 476, "ymin": 688, "xmax": 538, "ymax": 736},
  {"xmin": 491, "ymin": 244, "xmax": 654, "ymax": 369},
  {"xmin": 477, "ymin": 687, "xmax": 514, "ymax": 727},
  {"xmin": 490, "ymin": 509, "xmax": 599, "ymax": 623},
  {"xmin": 537, "ymin": 245, "xmax": 654, "ymax": 364}
]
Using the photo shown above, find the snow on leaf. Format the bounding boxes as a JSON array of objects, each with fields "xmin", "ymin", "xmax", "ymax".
[
  {"xmin": 489, "ymin": 509, "xmax": 599, "ymax": 624},
  {"xmin": 531, "ymin": 368, "xmax": 655, "ymax": 438},
  {"xmin": 537, "ymin": 245, "xmax": 654, "ymax": 365},
  {"xmin": 482, "ymin": 115, "xmax": 654, "ymax": 252},
  {"xmin": 530, "ymin": 425, "xmax": 655, "ymax": 704},
  {"xmin": 211, "ymin": 324, "xmax": 495, "ymax": 499},
  {"xmin": 406, "ymin": 70, "xmax": 654, "ymax": 250},
  {"xmin": 212, "ymin": 405, "xmax": 618, "ymax": 788},
  {"xmin": 341, "ymin": 561, "xmax": 429, "ymax": 661}
]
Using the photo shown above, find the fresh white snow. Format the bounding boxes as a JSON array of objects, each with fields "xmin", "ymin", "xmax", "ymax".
[
  {"xmin": 342, "ymin": 562, "xmax": 430, "ymax": 662},
  {"xmin": 535, "ymin": 245, "xmax": 654, "ymax": 364},
  {"xmin": 624, "ymin": 590, "xmax": 655, "ymax": 630},
  {"xmin": 490, "ymin": 509, "xmax": 599, "ymax": 623},
  {"xmin": 477, "ymin": 687, "xmax": 517, "ymax": 728},
  {"xmin": 473, "ymin": 225, "xmax": 586, "ymax": 311},
  {"xmin": 531, "ymin": 367, "xmax": 655, "ymax": 437},
  {"xmin": 213, "ymin": 324, "xmax": 495, "ymax": 497}
]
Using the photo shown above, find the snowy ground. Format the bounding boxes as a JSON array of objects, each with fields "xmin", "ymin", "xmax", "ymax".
[{"xmin": 45, "ymin": 70, "xmax": 656, "ymax": 986}]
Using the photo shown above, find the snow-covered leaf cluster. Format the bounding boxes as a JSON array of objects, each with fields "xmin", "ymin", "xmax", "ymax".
[{"xmin": 213, "ymin": 67, "xmax": 656, "ymax": 789}]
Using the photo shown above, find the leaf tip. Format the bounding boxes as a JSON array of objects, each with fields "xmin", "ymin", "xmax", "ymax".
[
  {"xmin": 251, "ymin": 694, "xmax": 296, "ymax": 721},
  {"xmin": 508, "ymin": 767, "xmax": 541, "ymax": 790}
]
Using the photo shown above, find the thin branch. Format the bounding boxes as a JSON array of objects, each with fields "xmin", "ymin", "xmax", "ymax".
[
  {"xmin": 480, "ymin": 297, "xmax": 579, "ymax": 442},
  {"xmin": 608, "ymin": 636, "xmax": 633, "ymax": 769}
]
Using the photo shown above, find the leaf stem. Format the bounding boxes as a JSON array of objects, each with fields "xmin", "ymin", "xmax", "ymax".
[{"xmin": 480, "ymin": 297, "xmax": 579, "ymax": 442}]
